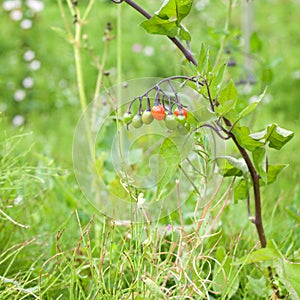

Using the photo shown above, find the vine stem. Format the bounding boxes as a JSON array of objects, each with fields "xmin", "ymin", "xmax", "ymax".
[{"xmin": 229, "ymin": 133, "xmax": 267, "ymax": 248}]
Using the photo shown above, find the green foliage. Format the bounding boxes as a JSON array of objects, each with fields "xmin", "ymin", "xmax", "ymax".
[
  {"xmin": 0, "ymin": 0, "xmax": 299, "ymax": 299},
  {"xmin": 141, "ymin": 0, "xmax": 192, "ymax": 41},
  {"xmin": 236, "ymin": 240, "xmax": 300, "ymax": 299},
  {"xmin": 250, "ymin": 123, "xmax": 294, "ymax": 150}
]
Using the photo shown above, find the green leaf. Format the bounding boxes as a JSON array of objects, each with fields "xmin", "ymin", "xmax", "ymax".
[
  {"xmin": 250, "ymin": 32, "xmax": 263, "ymax": 52},
  {"xmin": 156, "ymin": 0, "xmax": 177, "ymax": 20},
  {"xmin": 246, "ymin": 276, "xmax": 268, "ymax": 298},
  {"xmin": 234, "ymin": 240, "xmax": 282, "ymax": 265},
  {"xmin": 232, "ymin": 126, "xmax": 264, "ymax": 151},
  {"xmin": 234, "ymin": 178, "xmax": 249, "ymax": 202},
  {"xmin": 218, "ymin": 79, "xmax": 238, "ymax": 105},
  {"xmin": 250, "ymin": 124, "xmax": 294, "ymax": 150},
  {"xmin": 156, "ymin": 0, "xmax": 193, "ymax": 25},
  {"xmin": 266, "ymin": 164, "xmax": 287, "ymax": 185},
  {"xmin": 281, "ymin": 261, "xmax": 300, "ymax": 298},
  {"xmin": 142, "ymin": 276, "xmax": 167, "ymax": 300},
  {"xmin": 210, "ymin": 62, "xmax": 227, "ymax": 99},
  {"xmin": 156, "ymin": 138, "xmax": 181, "ymax": 199},
  {"xmin": 252, "ymin": 147, "xmax": 267, "ymax": 183},
  {"xmin": 235, "ymin": 246, "xmax": 280, "ymax": 265},
  {"xmin": 140, "ymin": 16, "xmax": 178, "ymax": 37},
  {"xmin": 261, "ymin": 67, "xmax": 273, "ymax": 84},
  {"xmin": 216, "ymin": 156, "xmax": 247, "ymax": 177},
  {"xmin": 51, "ymin": 26, "xmax": 71, "ymax": 42},
  {"xmin": 176, "ymin": 0, "xmax": 193, "ymax": 24},
  {"xmin": 267, "ymin": 124, "xmax": 294, "ymax": 150},
  {"xmin": 238, "ymin": 88, "xmax": 266, "ymax": 120},
  {"xmin": 216, "ymin": 80, "xmax": 238, "ymax": 116},
  {"xmin": 213, "ymin": 253, "xmax": 239, "ymax": 298},
  {"xmin": 179, "ymin": 25, "xmax": 191, "ymax": 41},
  {"xmin": 197, "ymin": 43, "xmax": 206, "ymax": 69}
]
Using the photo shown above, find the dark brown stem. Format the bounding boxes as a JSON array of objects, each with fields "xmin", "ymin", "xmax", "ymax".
[
  {"xmin": 229, "ymin": 132, "xmax": 267, "ymax": 248},
  {"xmin": 113, "ymin": 0, "xmax": 198, "ymax": 66}
]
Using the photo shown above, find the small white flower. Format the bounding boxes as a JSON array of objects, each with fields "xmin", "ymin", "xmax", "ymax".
[
  {"xmin": 14, "ymin": 89, "xmax": 26, "ymax": 102},
  {"xmin": 12, "ymin": 115, "xmax": 25, "ymax": 127},
  {"xmin": 24, "ymin": 50, "xmax": 35, "ymax": 61},
  {"xmin": 29, "ymin": 60, "xmax": 41, "ymax": 70},
  {"xmin": 14, "ymin": 195, "xmax": 24, "ymax": 205},
  {"xmin": 26, "ymin": 0, "xmax": 44, "ymax": 12},
  {"xmin": 10, "ymin": 10, "xmax": 23, "ymax": 21},
  {"xmin": 3, "ymin": 0, "xmax": 21, "ymax": 11},
  {"xmin": 22, "ymin": 77, "xmax": 34, "ymax": 88},
  {"xmin": 143, "ymin": 46, "xmax": 155, "ymax": 57},
  {"xmin": 21, "ymin": 19, "xmax": 32, "ymax": 30}
]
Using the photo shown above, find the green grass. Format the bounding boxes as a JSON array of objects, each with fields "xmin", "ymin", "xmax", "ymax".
[{"xmin": 0, "ymin": 0, "xmax": 299, "ymax": 299}]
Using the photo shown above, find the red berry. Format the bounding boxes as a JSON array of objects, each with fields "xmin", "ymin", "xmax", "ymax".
[
  {"xmin": 174, "ymin": 107, "xmax": 188, "ymax": 119},
  {"xmin": 151, "ymin": 105, "xmax": 165, "ymax": 121}
]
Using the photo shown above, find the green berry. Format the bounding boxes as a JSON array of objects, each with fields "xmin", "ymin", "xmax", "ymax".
[
  {"xmin": 131, "ymin": 114, "xmax": 143, "ymax": 128},
  {"xmin": 142, "ymin": 110, "xmax": 154, "ymax": 125},
  {"xmin": 123, "ymin": 112, "xmax": 133, "ymax": 124},
  {"xmin": 165, "ymin": 114, "xmax": 178, "ymax": 130},
  {"xmin": 176, "ymin": 114, "xmax": 186, "ymax": 125}
]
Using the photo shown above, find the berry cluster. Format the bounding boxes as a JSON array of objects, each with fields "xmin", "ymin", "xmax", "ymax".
[{"xmin": 123, "ymin": 77, "xmax": 191, "ymax": 132}]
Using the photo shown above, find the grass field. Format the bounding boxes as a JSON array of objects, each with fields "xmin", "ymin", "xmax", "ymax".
[{"xmin": 0, "ymin": 0, "xmax": 299, "ymax": 299}]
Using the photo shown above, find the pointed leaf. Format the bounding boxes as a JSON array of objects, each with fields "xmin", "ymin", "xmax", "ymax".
[
  {"xmin": 235, "ymin": 246, "xmax": 280, "ymax": 265},
  {"xmin": 250, "ymin": 124, "xmax": 294, "ymax": 150},
  {"xmin": 216, "ymin": 80, "xmax": 238, "ymax": 116},
  {"xmin": 266, "ymin": 164, "xmax": 287, "ymax": 185},
  {"xmin": 232, "ymin": 126, "xmax": 264, "ymax": 151},
  {"xmin": 281, "ymin": 261, "xmax": 300, "ymax": 298},
  {"xmin": 234, "ymin": 178, "xmax": 249, "ymax": 202},
  {"xmin": 218, "ymin": 79, "xmax": 238, "ymax": 106},
  {"xmin": 156, "ymin": 0, "xmax": 192, "ymax": 24},
  {"xmin": 246, "ymin": 276, "xmax": 268, "ymax": 298},
  {"xmin": 140, "ymin": 16, "xmax": 178, "ymax": 37},
  {"xmin": 175, "ymin": 0, "xmax": 193, "ymax": 24},
  {"xmin": 234, "ymin": 240, "xmax": 282, "ymax": 265},
  {"xmin": 179, "ymin": 25, "xmax": 191, "ymax": 41},
  {"xmin": 156, "ymin": 138, "xmax": 181, "ymax": 198},
  {"xmin": 267, "ymin": 124, "xmax": 294, "ymax": 150},
  {"xmin": 197, "ymin": 43, "xmax": 206, "ymax": 69},
  {"xmin": 252, "ymin": 147, "xmax": 267, "ymax": 183},
  {"xmin": 210, "ymin": 62, "xmax": 227, "ymax": 99},
  {"xmin": 216, "ymin": 156, "xmax": 247, "ymax": 177},
  {"xmin": 238, "ymin": 88, "xmax": 266, "ymax": 120}
]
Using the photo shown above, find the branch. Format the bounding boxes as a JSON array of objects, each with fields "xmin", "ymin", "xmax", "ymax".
[
  {"xmin": 228, "ymin": 132, "xmax": 267, "ymax": 248},
  {"xmin": 111, "ymin": 0, "xmax": 198, "ymax": 66}
]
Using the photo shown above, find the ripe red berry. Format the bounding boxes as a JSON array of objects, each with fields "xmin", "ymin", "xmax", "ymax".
[
  {"xmin": 174, "ymin": 107, "xmax": 188, "ymax": 119},
  {"xmin": 151, "ymin": 104, "xmax": 165, "ymax": 121}
]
